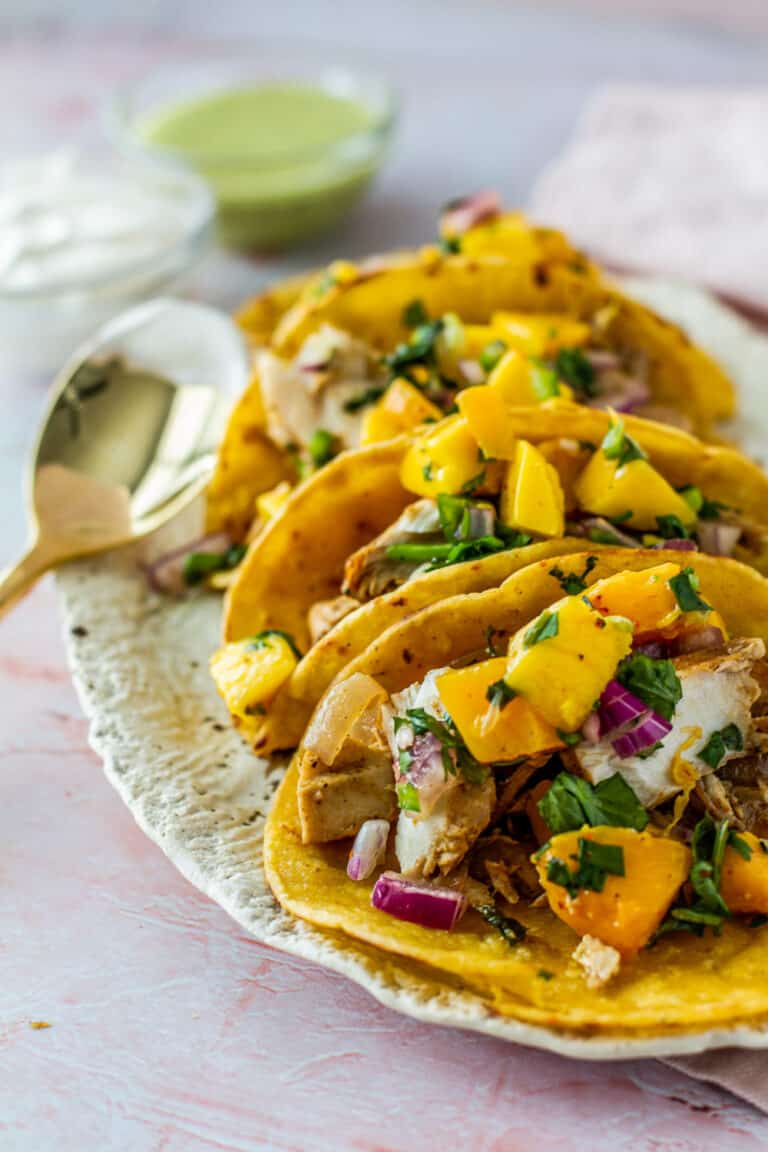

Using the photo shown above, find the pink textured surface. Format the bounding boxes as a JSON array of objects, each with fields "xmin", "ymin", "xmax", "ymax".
[
  {"xmin": 3, "ymin": 583, "xmax": 768, "ymax": 1149},
  {"xmin": 5, "ymin": 23, "xmax": 768, "ymax": 1151}
]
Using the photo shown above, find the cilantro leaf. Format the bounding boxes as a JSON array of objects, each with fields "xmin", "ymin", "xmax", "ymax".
[
  {"xmin": 308, "ymin": 428, "xmax": 338, "ymax": 468},
  {"xmin": 477, "ymin": 904, "xmax": 527, "ymax": 946},
  {"xmin": 554, "ymin": 347, "xmax": 597, "ymax": 397},
  {"xmin": 486, "ymin": 679, "xmax": 517, "ymax": 710},
  {"xmin": 402, "ymin": 299, "xmax": 429, "ymax": 329},
  {"xmin": 537, "ymin": 771, "xmax": 649, "ymax": 836},
  {"xmin": 698, "ymin": 723, "xmax": 743, "ymax": 770},
  {"xmin": 396, "ymin": 780, "xmax": 421, "ymax": 812},
  {"xmin": 617, "ymin": 652, "xmax": 682, "ymax": 722},
  {"xmin": 343, "ymin": 385, "xmax": 386, "ymax": 413},
  {"xmin": 548, "ymin": 555, "xmax": 598, "ymax": 595},
  {"xmin": 479, "ymin": 339, "xmax": 507, "ymax": 373},
  {"xmin": 669, "ymin": 566, "xmax": 711, "ymax": 613},
  {"xmin": 247, "ymin": 629, "xmax": 302, "ymax": 659},
  {"xmin": 655, "ymin": 514, "xmax": 691, "ymax": 540},
  {"xmin": 601, "ymin": 420, "xmax": 647, "ymax": 467},
  {"xmin": 547, "ymin": 837, "xmax": 625, "ymax": 897},
  {"xmin": 530, "ymin": 361, "xmax": 561, "ymax": 401},
  {"xmin": 183, "ymin": 543, "xmax": 247, "ymax": 585},
  {"xmin": 524, "ymin": 609, "xmax": 559, "ymax": 647}
]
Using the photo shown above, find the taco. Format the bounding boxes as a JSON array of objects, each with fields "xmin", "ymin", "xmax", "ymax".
[
  {"xmin": 206, "ymin": 203, "xmax": 734, "ymax": 536},
  {"xmin": 216, "ymin": 402, "xmax": 768, "ymax": 750},
  {"xmin": 264, "ymin": 550, "xmax": 768, "ymax": 1036}
]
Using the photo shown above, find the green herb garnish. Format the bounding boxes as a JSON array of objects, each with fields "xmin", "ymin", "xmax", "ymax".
[
  {"xmin": 554, "ymin": 347, "xmax": 597, "ymax": 397},
  {"xmin": 678, "ymin": 485, "xmax": 703, "ymax": 514},
  {"xmin": 669, "ymin": 566, "xmax": 711, "ymax": 613},
  {"xmin": 601, "ymin": 420, "xmax": 647, "ymax": 467},
  {"xmin": 486, "ymin": 679, "xmax": 517, "ymax": 710},
  {"xmin": 616, "ymin": 652, "xmax": 682, "ymax": 721},
  {"xmin": 247, "ymin": 629, "xmax": 302, "ymax": 659},
  {"xmin": 402, "ymin": 708, "xmax": 488, "ymax": 786},
  {"xmin": 548, "ymin": 555, "xmax": 598, "ymax": 596},
  {"xmin": 479, "ymin": 339, "xmax": 507, "ymax": 373},
  {"xmin": 402, "ymin": 299, "xmax": 429, "ymax": 329},
  {"xmin": 546, "ymin": 838, "xmax": 625, "ymax": 898},
  {"xmin": 477, "ymin": 904, "xmax": 527, "ymax": 946},
  {"xmin": 530, "ymin": 361, "xmax": 561, "ymax": 401},
  {"xmin": 182, "ymin": 543, "xmax": 247, "ymax": 586},
  {"xmin": 700, "ymin": 498, "xmax": 730, "ymax": 520},
  {"xmin": 698, "ymin": 723, "xmax": 744, "ymax": 771},
  {"xmin": 523, "ymin": 609, "xmax": 559, "ymax": 647},
  {"xmin": 343, "ymin": 385, "xmax": 386, "ymax": 413},
  {"xmin": 655, "ymin": 514, "xmax": 691, "ymax": 540},
  {"xmin": 384, "ymin": 320, "xmax": 444, "ymax": 374},
  {"xmin": 308, "ymin": 428, "xmax": 338, "ymax": 468},
  {"xmin": 396, "ymin": 780, "xmax": 421, "ymax": 812},
  {"xmin": 537, "ymin": 771, "xmax": 649, "ymax": 836},
  {"xmin": 439, "ymin": 235, "xmax": 462, "ymax": 254}
]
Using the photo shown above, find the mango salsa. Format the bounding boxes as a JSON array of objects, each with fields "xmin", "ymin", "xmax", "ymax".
[
  {"xmin": 538, "ymin": 438, "xmax": 592, "ymax": 514},
  {"xmin": 587, "ymin": 563, "xmax": 683, "ymax": 639},
  {"xmin": 457, "ymin": 384, "xmax": 518, "ymax": 460},
  {"xmin": 505, "ymin": 594, "xmax": 633, "ymax": 731},
  {"xmin": 400, "ymin": 414, "xmax": 485, "ymax": 498},
  {"xmin": 360, "ymin": 378, "xmax": 442, "ymax": 445},
  {"xmin": 492, "ymin": 311, "xmax": 591, "ymax": 358},
  {"xmin": 436, "ymin": 657, "xmax": 564, "ymax": 764},
  {"xmin": 210, "ymin": 632, "xmax": 299, "ymax": 721},
  {"xmin": 574, "ymin": 440, "xmax": 697, "ymax": 532},
  {"xmin": 720, "ymin": 832, "xmax": 768, "ymax": 915},
  {"xmin": 486, "ymin": 349, "xmax": 574, "ymax": 406},
  {"xmin": 536, "ymin": 827, "xmax": 691, "ymax": 955},
  {"xmin": 499, "ymin": 440, "xmax": 565, "ymax": 538}
]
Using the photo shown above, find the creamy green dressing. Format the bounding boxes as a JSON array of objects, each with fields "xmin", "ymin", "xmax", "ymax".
[{"xmin": 140, "ymin": 84, "xmax": 383, "ymax": 250}]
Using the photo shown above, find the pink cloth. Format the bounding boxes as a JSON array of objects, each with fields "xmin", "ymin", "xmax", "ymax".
[
  {"xmin": 668, "ymin": 1051, "xmax": 768, "ymax": 1112},
  {"xmin": 530, "ymin": 87, "xmax": 768, "ymax": 313}
]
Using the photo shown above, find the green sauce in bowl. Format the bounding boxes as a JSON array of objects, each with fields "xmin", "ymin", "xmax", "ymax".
[{"xmin": 128, "ymin": 75, "xmax": 396, "ymax": 251}]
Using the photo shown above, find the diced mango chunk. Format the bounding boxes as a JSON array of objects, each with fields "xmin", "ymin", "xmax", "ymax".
[
  {"xmin": 491, "ymin": 311, "xmax": 591, "ymax": 358},
  {"xmin": 457, "ymin": 384, "xmax": 518, "ymax": 460},
  {"xmin": 587, "ymin": 563, "xmax": 683, "ymax": 639},
  {"xmin": 400, "ymin": 414, "xmax": 485, "ymax": 498},
  {"xmin": 485, "ymin": 349, "xmax": 573, "ymax": 406},
  {"xmin": 210, "ymin": 633, "xmax": 299, "ymax": 721},
  {"xmin": 538, "ymin": 438, "xmax": 593, "ymax": 514},
  {"xmin": 436, "ymin": 657, "xmax": 564, "ymax": 764},
  {"xmin": 720, "ymin": 832, "xmax": 768, "ymax": 915},
  {"xmin": 499, "ymin": 440, "xmax": 565, "ymax": 538},
  {"xmin": 536, "ymin": 827, "xmax": 691, "ymax": 956},
  {"xmin": 505, "ymin": 595, "xmax": 633, "ymax": 731},
  {"xmin": 574, "ymin": 449, "xmax": 697, "ymax": 532},
  {"xmin": 360, "ymin": 378, "xmax": 442, "ymax": 445}
]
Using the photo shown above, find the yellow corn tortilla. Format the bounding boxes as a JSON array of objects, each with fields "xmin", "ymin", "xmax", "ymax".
[
  {"xmin": 272, "ymin": 238, "xmax": 734, "ymax": 436},
  {"xmin": 223, "ymin": 438, "xmax": 414, "ymax": 650},
  {"xmin": 264, "ymin": 549, "xmax": 768, "ymax": 1036},
  {"xmin": 235, "ymin": 270, "xmax": 318, "ymax": 347}
]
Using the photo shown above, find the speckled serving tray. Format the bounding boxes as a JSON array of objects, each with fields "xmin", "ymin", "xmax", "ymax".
[{"xmin": 57, "ymin": 279, "xmax": 768, "ymax": 1059}]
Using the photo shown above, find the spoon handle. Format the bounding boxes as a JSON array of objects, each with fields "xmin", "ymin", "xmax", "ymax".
[{"xmin": 0, "ymin": 544, "xmax": 53, "ymax": 618}]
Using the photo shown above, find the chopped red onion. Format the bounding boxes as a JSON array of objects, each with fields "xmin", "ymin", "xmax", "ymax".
[
  {"xmin": 581, "ymin": 711, "xmax": 602, "ymax": 744},
  {"xmin": 371, "ymin": 871, "xmax": 467, "ymax": 930},
  {"xmin": 458, "ymin": 358, "xmax": 485, "ymax": 386},
  {"xmin": 144, "ymin": 533, "xmax": 231, "ymax": 596},
  {"xmin": 396, "ymin": 730, "xmax": 455, "ymax": 816},
  {"xmin": 463, "ymin": 505, "xmax": 497, "ymax": 540},
  {"xmin": 347, "ymin": 819, "xmax": 390, "ymax": 881},
  {"xmin": 653, "ymin": 538, "xmax": 698, "ymax": 552},
  {"xmin": 582, "ymin": 517, "xmax": 638, "ymax": 548},
  {"xmin": 598, "ymin": 679, "xmax": 648, "ymax": 733},
  {"xmin": 584, "ymin": 350, "xmax": 622, "ymax": 372},
  {"xmin": 668, "ymin": 626, "xmax": 725, "ymax": 656},
  {"xmin": 588, "ymin": 371, "xmax": 651, "ymax": 414},
  {"xmin": 611, "ymin": 711, "xmax": 672, "ymax": 758},
  {"xmin": 634, "ymin": 640, "xmax": 667, "ymax": 659},
  {"xmin": 696, "ymin": 520, "xmax": 741, "ymax": 557},
  {"xmin": 440, "ymin": 190, "xmax": 500, "ymax": 237}
]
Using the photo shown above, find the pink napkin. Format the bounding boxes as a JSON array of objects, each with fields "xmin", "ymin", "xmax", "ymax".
[
  {"xmin": 530, "ymin": 86, "xmax": 768, "ymax": 314},
  {"xmin": 533, "ymin": 85, "xmax": 768, "ymax": 1107}
]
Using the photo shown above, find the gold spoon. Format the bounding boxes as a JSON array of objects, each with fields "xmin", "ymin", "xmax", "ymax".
[{"xmin": 0, "ymin": 298, "xmax": 247, "ymax": 616}]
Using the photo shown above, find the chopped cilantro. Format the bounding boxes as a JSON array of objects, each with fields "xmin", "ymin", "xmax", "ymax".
[
  {"xmin": 247, "ymin": 629, "xmax": 302, "ymax": 659},
  {"xmin": 548, "ymin": 555, "xmax": 598, "ymax": 595},
  {"xmin": 655, "ymin": 514, "xmax": 691, "ymax": 540},
  {"xmin": 654, "ymin": 817, "xmax": 750, "ymax": 941},
  {"xmin": 485, "ymin": 626, "xmax": 503, "ymax": 657},
  {"xmin": 678, "ymin": 485, "xmax": 703, "ymax": 514},
  {"xmin": 537, "ymin": 771, "xmax": 649, "ymax": 836},
  {"xmin": 439, "ymin": 235, "xmax": 462, "ymax": 254},
  {"xmin": 547, "ymin": 837, "xmax": 625, "ymax": 898},
  {"xmin": 698, "ymin": 723, "xmax": 743, "ymax": 771},
  {"xmin": 343, "ymin": 385, "xmax": 386, "ymax": 413},
  {"xmin": 459, "ymin": 469, "xmax": 487, "ymax": 496},
  {"xmin": 617, "ymin": 652, "xmax": 682, "ymax": 722},
  {"xmin": 384, "ymin": 319, "xmax": 444, "ymax": 375},
  {"xmin": 396, "ymin": 780, "xmax": 421, "ymax": 812},
  {"xmin": 479, "ymin": 339, "xmax": 507, "ymax": 373},
  {"xmin": 523, "ymin": 609, "xmax": 559, "ymax": 647},
  {"xmin": 183, "ymin": 543, "xmax": 247, "ymax": 585},
  {"xmin": 477, "ymin": 904, "xmax": 527, "ymax": 946},
  {"xmin": 486, "ymin": 679, "xmax": 517, "ymax": 710},
  {"xmin": 700, "ymin": 498, "xmax": 730, "ymax": 520},
  {"xmin": 402, "ymin": 299, "xmax": 429, "ymax": 329},
  {"xmin": 554, "ymin": 347, "xmax": 597, "ymax": 397},
  {"xmin": 601, "ymin": 420, "xmax": 647, "ymax": 467},
  {"xmin": 422, "ymin": 461, "xmax": 434, "ymax": 482},
  {"xmin": 669, "ymin": 566, "xmax": 711, "ymax": 613},
  {"xmin": 403, "ymin": 708, "xmax": 488, "ymax": 787},
  {"xmin": 308, "ymin": 428, "xmax": 338, "ymax": 468},
  {"xmin": 556, "ymin": 729, "xmax": 582, "ymax": 746},
  {"xmin": 530, "ymin": 361, "xmax": 561, "ymax": 401},
  {"xmin": 537, "ymin": 968, "xmax": 555, "ymax": 981}
]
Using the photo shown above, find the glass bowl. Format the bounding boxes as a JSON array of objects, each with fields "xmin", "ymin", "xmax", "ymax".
[
  {"xmin": 0, "ymin": 152, "xmax": 214, "ymax": 377},
  {"xmin": 109, "ymin": 60, "xmax": 398, "ymax": 252}
]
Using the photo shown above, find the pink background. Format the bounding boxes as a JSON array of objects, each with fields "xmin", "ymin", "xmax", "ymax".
[{"xmin": 4, "ymin": 13, "xmax": 768, "ymax": 1148}]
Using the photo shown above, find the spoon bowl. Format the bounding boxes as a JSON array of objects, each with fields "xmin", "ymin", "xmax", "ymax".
[{"xmin": 0, "ymin": 298, "xmax": 247, "ymax": 616}]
